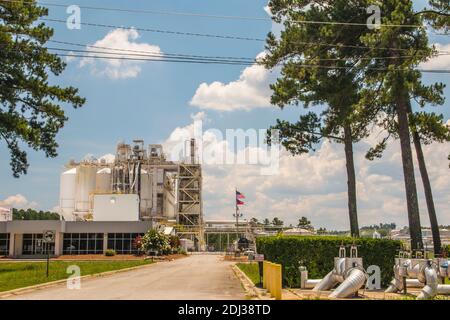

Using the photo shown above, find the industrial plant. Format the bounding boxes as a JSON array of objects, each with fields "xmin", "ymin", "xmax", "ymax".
[
  {"xmin": 59, "ymin": 139, "xmax": 203, "ymax": 243},
  {"xmin": 0, "ymin": 139, "xmax": 206, "ymax": 257}
]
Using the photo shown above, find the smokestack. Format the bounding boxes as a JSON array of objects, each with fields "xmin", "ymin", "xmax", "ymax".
[{"xmin": 190, "ymin": 139, "xmax": 195, "ymax": 164}]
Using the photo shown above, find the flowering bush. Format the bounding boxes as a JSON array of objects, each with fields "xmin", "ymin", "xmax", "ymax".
[{"xmin": 141, "ymin": 229, "xmax": 171, "ymax": 255}]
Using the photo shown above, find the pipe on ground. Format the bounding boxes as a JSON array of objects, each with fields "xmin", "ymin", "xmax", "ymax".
[
  {"xmin": 437, "ymin": 285, "xmax": 450, "ymax": 295},
  {"xmin": 312, "ymin": 271, "xmax": 340, "ymax": 291},
  {"xmin": 417, "ymin": 265, "xmax": 438, "ymax": 300},
  {"xmin": 329, "ymin": 268, "xmax": 366, "ymax": 299}
]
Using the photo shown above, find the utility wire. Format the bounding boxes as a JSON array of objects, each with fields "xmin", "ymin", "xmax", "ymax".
[
  {"xmin": 48, "ymin": 40, "xmax": 256, "ymax": 61},
  {"xmin": 47, "ymin": 47, "xmax": 255, "ymax": 65},
  {"xmin": 45, "ymin": 43, "xmax": 450, "ymax": 63},
  {"xmin": 1, "ymin": 0, "xmax": 427, "ymax": 28},
  {"xmin": 54, "ymin": 53, "xmax": 255, "ymax": 66},
  {"xmin": 54, "ymin": 52, "xmax": 450, "ymax": 73},
  {"xmin": 40, "ymin": 18, "xmax": 450, "ymax": 54},
  {"xmin": 41, "ymin": 18, "xmax": 265, "ymax": 42}
]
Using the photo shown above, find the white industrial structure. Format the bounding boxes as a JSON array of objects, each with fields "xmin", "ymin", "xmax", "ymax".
[
  {"xmin": 58, "ymin": 139, "xmax": 204, "ymax": 247},
  {"xmin": 0, "ymin": 207, "xmax": 12, "ymax": 222}
]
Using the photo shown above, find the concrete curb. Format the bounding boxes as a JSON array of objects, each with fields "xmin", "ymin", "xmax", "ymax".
[
  {"xmin": 231, "ymin": 264, "xmax": 272, "ymax": 300},
  {"xmin": 0, "ymin": 261, "xmax": 158, "ymax": 299}
]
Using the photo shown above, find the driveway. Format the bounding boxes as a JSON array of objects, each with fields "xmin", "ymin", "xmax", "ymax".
[{"xmin": 3, "ymin": 255, "xmax": 246, "ymax": 300}]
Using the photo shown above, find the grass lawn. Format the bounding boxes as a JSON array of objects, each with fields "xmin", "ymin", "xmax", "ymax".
[
  {"xmin": 0, "ymin": 260, "xmax": 152, "ymax": 292},
  {"xmin": 237, "ymin": 262, "xmax": 261, "ymax": 285}
]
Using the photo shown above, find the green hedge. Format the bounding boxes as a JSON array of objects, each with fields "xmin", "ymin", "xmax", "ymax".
[
  {"xmin": 256, "ymin": 236, "xmax": 401, "ymax": 287},
  {"xmin": 444, "ymin": 245, "xmax": 450, "ymax": 257}
]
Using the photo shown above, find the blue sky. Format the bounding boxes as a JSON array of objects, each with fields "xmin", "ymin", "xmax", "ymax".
[{"xmin": 0, "ymin": 0, "xmax": 449, "ymax": 229}]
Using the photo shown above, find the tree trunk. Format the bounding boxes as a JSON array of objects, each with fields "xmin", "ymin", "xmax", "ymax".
[
  {"xmin": 411, "ymin": 128, "xmax": 441, "ymax": 254},
  {"xmin": 395, "ymin": 91, "xmax": 423, "ymax": 250},
  {"xmin": 343, "ymin": 124, "xmax": 359, "ymax": 237}
]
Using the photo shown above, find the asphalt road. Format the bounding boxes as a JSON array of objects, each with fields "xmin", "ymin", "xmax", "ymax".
[{"xmin": 4, "ymin": 255, "xmax": 247, "ymax": 300}]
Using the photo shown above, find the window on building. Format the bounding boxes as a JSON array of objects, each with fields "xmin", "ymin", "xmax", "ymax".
[
  {"xmin": 0, "ymin": 233, "xmax": 9, "ymax": 256},
  {"xmin": 22, "ymin": 234, "xmax": 55, "ymax": 255},
  {"xmin": 63, "ymin": 233, "xmax": 103, "ymax": 255},
  {"xmin": 107, "ymin": 233, "xmax": 143, "ymax": 254}
]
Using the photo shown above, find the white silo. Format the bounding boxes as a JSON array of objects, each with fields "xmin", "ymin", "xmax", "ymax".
[
  {"xmin": 140, "ymin": 169, "xmax": 152, "ymax": 217},
  {"xmin": 96, "ymin": 167, "xmax": 112, "ymax": 194},
  {"xmin": 74, "ymin": 165, "xmax": 97, "ymax": 213},
  {"xmin": 59, "ymin": 167, "xmax": 77, "ymax": 221}
]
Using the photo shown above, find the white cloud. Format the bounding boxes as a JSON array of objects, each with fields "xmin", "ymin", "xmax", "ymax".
[
  {"xmin": 0, "ymin": 194, "xmax": 38, "ymax": 209},
  {"xmin": 420, "ymin": 43, "xmax": 450, "ymax": 70},
  {"xmin": 189, "ymin": 6, "xmax": 283, "ymax": 112},
  {"xmin": 79, "ymin": 28, "xmax": 162, "ymax": 79},
  {"xmin": 163, "ymin": 116, "xmax": 450, "ymax": 230},
  {"xmin": 190, "ymin": 62, "xmax": 275, "ymax": 111}
]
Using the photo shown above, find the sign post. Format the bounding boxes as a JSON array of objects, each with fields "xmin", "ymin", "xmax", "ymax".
[{"xmin": 43, "ymin": 230, "xmax": 55, "ymax": 278}]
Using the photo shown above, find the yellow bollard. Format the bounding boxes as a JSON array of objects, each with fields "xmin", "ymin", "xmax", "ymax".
[
  {"xmin": 274, "ymin": 263, "xmax": 282, "ymax": 300},
  {"xmin": 263, "ymin": 261, "xmax": 268, "ymax": 289},
  {"xmin": 262, "ymin": 261, "xmax": 283, "ymax": 300}
]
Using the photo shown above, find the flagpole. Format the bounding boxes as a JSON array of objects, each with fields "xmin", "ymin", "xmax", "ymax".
[{"xmin": 235, "ymin": 187, "xmax": 239, "ymax": 237}]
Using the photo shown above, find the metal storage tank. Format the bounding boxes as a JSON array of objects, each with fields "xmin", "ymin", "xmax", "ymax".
[
  {"xmin": 140, "ymin": 169, "xmax": 152, "ymax": 217},
  {"xmin": 59, "ymin": 167, "xmax": 77, "ymax": 221},
  {"xmin": 74, "ymin": 165, "xmax": 97, "ymax": 213},
  {"xmin": 95, "ymin": 167, "xmax": 111, "ymax": 194}
]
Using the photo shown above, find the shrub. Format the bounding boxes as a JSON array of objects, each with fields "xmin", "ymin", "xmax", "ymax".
[
  {"xmin": 169, "ymin": 235, "xmax": 181, "ymax": 249},
  {"xmin": 141, "ymin": 229, "xmax": 171, "ymax": 255},
  {"xmin": 256, "ymin": 235, "xmax": 401, "ymax": 287},
  {"xmin": 104, "ymin": 249, "xmax": 116, "ymax": 257},
  {"xmin": 443, "ymin": 245, "xmax": 450, "ymax": 257}
]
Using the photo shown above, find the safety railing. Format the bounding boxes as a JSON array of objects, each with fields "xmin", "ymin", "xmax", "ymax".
[{"xmin": 263, "ymin": 261, "xmax": 282, "ymax": 300}]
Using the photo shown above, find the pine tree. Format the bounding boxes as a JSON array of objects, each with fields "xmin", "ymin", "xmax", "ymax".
[{"xmin": 0, "ymin": 0, "xmax": 85, "ymax": 177}]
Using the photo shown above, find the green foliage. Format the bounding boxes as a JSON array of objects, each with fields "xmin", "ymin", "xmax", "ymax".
[
  {"xmin": 272, "ymin": 217, "xmax": 284, "ymax": 226},
  {"xmin": 297, "ymin": 216, "xmax": 313, "ymax": 230},
  {"xmin": 12, "ymin": 208, "xmax": 60, "ymax": 220},
  {"xmin": 104, "ymin": 249, "xmax": 116, "ymax": 257},
  {"xmin": 256, "ymin": 236, "xmax": 401, "ymax": 287},
  {"xmin": 236, "ymin": 263, "xmax": 260, "ymax": 285},
  {"xmin": 0, "ymin": 0, "xmax": 85, "ymax": 177},
  {"xmin": 141, "ymin": 229, "xmax": 171, "ymax": 255},
  {"xmin": 169, "ymin": 235, "xmax": 181, "ymax": 249},
  {"xmin": 443, "ymin": 245, "xmax": 450, "ymax": 257}
]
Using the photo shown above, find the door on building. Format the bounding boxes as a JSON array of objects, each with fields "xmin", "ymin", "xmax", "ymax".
[{"xmin": 22, "ymin": 234, "xmax": 55, "ymax": 255}]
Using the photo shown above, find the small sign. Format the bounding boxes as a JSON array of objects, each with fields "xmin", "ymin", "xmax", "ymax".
[
  {"xmin": 43, "ymin": 230, "xmax": 55, "ymax": 243},
  {"xmin": 254, "ymin": 254, "xmax": 264, "ymax": 261}
]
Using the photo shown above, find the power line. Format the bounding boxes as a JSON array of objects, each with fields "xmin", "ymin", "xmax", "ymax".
[
  {"xmin": 40, "ymin": 18, "xmax": 450, "ymax": 55},
  {"xmin": 47, "ymin": 47, "xmax": 255, "ymax": 65},
  {"xmin": 1, "ymin": 0, "xmax": 427, "ymax": 28},
  {"xmin": 54, "ymin": 53, "xmax": 255, "ymax": 66},
  {"xmin": 54, "ymin": 52, "xmax": 450, "ymax": 73},
  {"xmin": 48, "ymin": 40, "xmax": 256, "ymax": 61},
  {"xmin": 41, "ymin": 18, "xmax": 265, "ymax": 42},
  {"xmin": 45, "ymin": 42, "xmax": 450, "ymax": 63}
]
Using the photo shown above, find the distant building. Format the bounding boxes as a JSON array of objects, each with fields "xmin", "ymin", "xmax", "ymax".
[
  {"xmin": 390, "ymin": 228, "xmax": 450, "ymax": 248},
  {"xmin": 0, "ymin": 207, "xmax": 12, "ymax": 222},
  {"xmin": 372, "ymin": 230, "xmax": 381, "ymax": 239},
  {"xmin": 282, "ymin": 228, "xmax": 315, "ymax": 236}
]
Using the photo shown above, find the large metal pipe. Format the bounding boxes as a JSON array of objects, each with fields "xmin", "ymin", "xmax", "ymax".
[
  {"xmin": 329, "ymin": 268, "xmax": 366, "ymax": 299},
  {"xmin": 437, "ymin": 285, "xmax": 450, "ymax": 295},
  {"xmin": 299, "ymin": 268, "xmax": 322, "ymax": 289},
  {"xmin": 417, "ymin": 265, "xmax": 438, "ymax": 300},
  {"xmin": 312, "ymin": 271, "xmax": 339, "ymax": 291}
]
